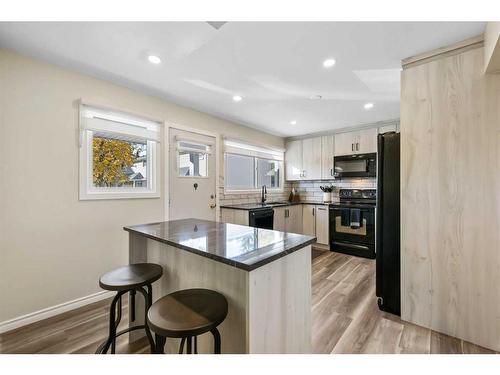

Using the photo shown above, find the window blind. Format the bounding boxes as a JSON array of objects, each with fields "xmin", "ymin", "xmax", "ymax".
[
  {"xmin": 224, "ymin": 139, "xmax": 284, "ymax": 161},
  {"xmin": 80, "ymin": 105, "xmax": 161, "ymax": 142}
]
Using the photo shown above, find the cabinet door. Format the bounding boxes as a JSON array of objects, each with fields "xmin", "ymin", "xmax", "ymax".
[
  {"xmin": 378, "ymin": 124, "xmax": 398, "ymax": 134},
  {"xmin": 302, "ymin": 137, "xmax": 322, "ymax": 180},
  {"xmin": 302, "ymin": 205, "xmax": 316, "ymax": 236},
  {"xmin": 273, "ymin": 207, "xmax": 286, "ymax": 232},
  {"xmin": 321, "ymin": 135, "xmax": 335, "ymax": 179},
  {"xmin": 357, "ymin": 128, "xmax": 378, "ymax": 154},
  {"xmin": 285, "ymin": 205, "xmax": 303, "ymax": 234},
  {"xmin": 285, "ymin": 140, "xmax": 303, "ymax": 181},
  {"xmin": 334, "ymin": 131, "xmax": 356, "ymax": 156},
  {"xmin": 315, "ymin": 206, "xmax": 329, "ymax": 245}
]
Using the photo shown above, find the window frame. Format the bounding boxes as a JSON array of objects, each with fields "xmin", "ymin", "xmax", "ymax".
[
  {"xmin": 79, "ymin": 105, "xmax": 161, "ymax": 200},
  {"xmin": 176, "ymin": 140, "xmax": 211, "ymax": 179},
  {"xmin": 223, "ymin": 152, "xmax": 284, "ymax": 194}
]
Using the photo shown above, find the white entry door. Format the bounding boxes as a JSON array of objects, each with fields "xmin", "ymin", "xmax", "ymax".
[{"xmin": 168, "ymin": 128, "xmax": 217, "ymax": 221}]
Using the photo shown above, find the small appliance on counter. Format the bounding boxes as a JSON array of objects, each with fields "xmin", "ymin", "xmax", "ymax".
[{"xmin": 376, "ymin": 132, "xmax": 401, "ymax": 316}]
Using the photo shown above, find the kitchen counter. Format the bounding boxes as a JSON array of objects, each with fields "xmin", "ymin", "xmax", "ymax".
[
  {"xmin": 220, "ymin": 201, "xmax": 336, "ymax": 211},
  {"xmin": 125, "ymin": 218, "xmax": 313, "ymax": 353},
  {"xmin": 124, "ymin": 218, "xmax": 315, "ymax": 271}
]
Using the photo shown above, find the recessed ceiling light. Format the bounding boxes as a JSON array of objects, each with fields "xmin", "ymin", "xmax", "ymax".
[
  {"xmin": 323, "ymin": 58, "xmax": 336, "ymax": 68},
  {"xmin": 364, "ymin": 102, "xmax": 374, "ymax": 110},
  {"xmin": 290, "ymin": 120, "xmax": 297, "ymax": 125},
  {"xmin": 232, "ymin": 95, "xmax": 243, "ymax": 102},
  {"xmin": 147, "ymin": 55, "xmax": 161, "ymax": 64},
  {"xmin": 310, "ymin": 95, "xmax": 322, "ymax": 100}
]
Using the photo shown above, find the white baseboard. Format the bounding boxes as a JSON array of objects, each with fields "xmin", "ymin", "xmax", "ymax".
[{"xmin": 0, "ymin": 290, "xmax": 115, "ymax": 334}]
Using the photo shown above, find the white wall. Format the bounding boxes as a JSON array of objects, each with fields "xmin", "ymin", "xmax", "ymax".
[{"xmin": 0, "ymin": 48, "xmax": 284, "ymax": 324}]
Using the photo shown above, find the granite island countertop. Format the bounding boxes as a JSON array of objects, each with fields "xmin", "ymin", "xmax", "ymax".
[{"xmin": 124, "ymin": 218, "xmax": 316, "ymax": 271}]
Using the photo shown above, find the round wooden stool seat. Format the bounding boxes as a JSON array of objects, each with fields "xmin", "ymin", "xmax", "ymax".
[
  {"xmin": 147, "ymin": 288, "xmax": 228, "ymax": 339},
  {"xmin": 99, "ymin": 263, "xmax": 163, "ymax": 291}
]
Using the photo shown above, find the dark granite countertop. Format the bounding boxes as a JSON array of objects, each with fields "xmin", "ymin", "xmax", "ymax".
[
  {"xmin": 220, "ymin": 201, "xmax": 335, "ymax": 211},
  {"xmin": 124, "ymin": 218, "xmax": 316, "ymax": 271}
]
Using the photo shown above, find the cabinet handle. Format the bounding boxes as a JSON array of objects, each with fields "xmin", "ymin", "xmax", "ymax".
[
  {"xmin": 313, "ymin": 208, "xmax": 315, "ymax": 216},
  {"xmin": 356, "ymin": 142, "xmax": 359, "ymax": 151},
  {"xmin": 330, "ymin": 168, "xmax": 333, "ymax": 176},
  {"xmin": 317, "ymin": 207, "xmax": 326, "ymax": 211},
  {"xmin": 351, "ymin": 143, "xmax": 354, "ymax": 151}
]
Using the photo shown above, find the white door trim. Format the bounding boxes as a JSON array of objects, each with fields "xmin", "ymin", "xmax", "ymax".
[{"xmin": 165, "ymin": 123, "xmax": 220, "ymax": 222}]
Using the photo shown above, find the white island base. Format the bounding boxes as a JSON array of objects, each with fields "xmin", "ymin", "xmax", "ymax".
[{"xmin": 129, "ymin": 233, "xmax": 312, "ymax": 354}]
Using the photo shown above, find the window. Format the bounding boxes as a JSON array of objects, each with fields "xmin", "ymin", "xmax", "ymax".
[
  {"xmin": 79, "ymin": 104, "xmax": 161, "ymax": 200},
  {"xmin": 224, "ymin": 139, "xmax": 284, "ymax": 192},
  {"xmin": 177, "ymin": 141, "xmax": 210, "ymax": 177}
]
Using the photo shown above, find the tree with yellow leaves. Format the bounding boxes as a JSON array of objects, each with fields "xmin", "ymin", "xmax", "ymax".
[{"xmin": 93, "ymin": 137, "xmax": 134, "ymax": 187}]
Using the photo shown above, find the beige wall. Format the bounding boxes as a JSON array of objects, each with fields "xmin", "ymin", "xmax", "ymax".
[{"xmin": 0, "ymin": 48, "xmax": 283, "ymax": 323}]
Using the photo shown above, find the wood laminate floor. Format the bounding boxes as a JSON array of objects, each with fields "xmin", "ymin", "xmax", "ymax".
[{"xmin": 0, "ymin": 250, "xmax": 496, "ymax": 354}]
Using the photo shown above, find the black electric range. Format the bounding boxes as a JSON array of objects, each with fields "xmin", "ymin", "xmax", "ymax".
[{"xmin": 329, "ymin": 189, "xmax": 376, "ymax": 259}]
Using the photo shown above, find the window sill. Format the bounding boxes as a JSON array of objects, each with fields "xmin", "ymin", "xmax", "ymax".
[{"xmin": 79, "ymin": 190, "xmax": 160, "ymax": 200}]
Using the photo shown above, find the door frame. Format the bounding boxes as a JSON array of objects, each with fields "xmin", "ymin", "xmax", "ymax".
[{"xmin": 165, "ymin": 123, "xmax": 220, "ymax": 222}]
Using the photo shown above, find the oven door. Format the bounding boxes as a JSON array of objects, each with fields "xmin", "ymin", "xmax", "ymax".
[
  {"xmin": 329, "ymin": 206, "xmax": 375, "ymax": 258},
  {"xmin": 334, "ymin": 153, "xmax": 376, "ymax": 178}
]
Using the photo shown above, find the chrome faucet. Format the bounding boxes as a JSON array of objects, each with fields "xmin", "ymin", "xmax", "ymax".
[{"xmin": 261, "ymin": 185, "xmax": 267, "ymax": 204}]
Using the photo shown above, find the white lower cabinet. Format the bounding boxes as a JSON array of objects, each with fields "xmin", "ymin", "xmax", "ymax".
[
  {"xmin": 273, "ymin": 205, "xmax": 303, "ymax": 234},
  {"xmin": 302, "ymin": 204, "xmax": 329, "ymax": 246},
  {"xmin": 315, "ymin": 206, "xmax": 329, "ymax": 245},
  {"xmin": 302, "ymin": 205, "xmax": 316, "ymax": 236}
]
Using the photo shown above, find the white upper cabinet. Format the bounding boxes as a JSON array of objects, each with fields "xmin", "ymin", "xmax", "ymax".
[
  {"xmin": 321, "ymin": 135, "xmax": 335, "ymax": 179},
  {"xmin": 302, "ymin": 137, "xmax": 322, "ymax": 180},
  {"xmin": 285, "ymin": 140, "xmax": 303, "ymax": 181},
  {"xmin": 285, "ymin": 137, "xmax": 322, "ymax": 181},
  {"xmin": 357, "ymin": 128, "xmax": 378, "ymax": 154},
  {"xmin": 378, "ymin": 123, "xmax": 399, "ymax": 134},
  {"xmin": 334, "ymin": 128, "xmax": 377, "ymax": 156}
]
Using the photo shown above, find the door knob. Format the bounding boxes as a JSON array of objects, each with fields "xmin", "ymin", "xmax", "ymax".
[{"xmin": 210, "ymin": 204, "xmax": 217, "ymax": 209}]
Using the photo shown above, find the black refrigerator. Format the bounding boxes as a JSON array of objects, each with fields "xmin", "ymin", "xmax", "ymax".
[{"xmin": 376, "ymin": 132, "xmax": 400, "ymax": 316}]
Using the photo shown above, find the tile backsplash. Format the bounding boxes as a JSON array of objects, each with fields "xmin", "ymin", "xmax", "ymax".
[
  {"xmin": 218, "ymin": 175, "xmax": 376, "ymax": 207},
  {"xmin": 289, "ymin": 178, "xmax": 376, "ymax": 203}
]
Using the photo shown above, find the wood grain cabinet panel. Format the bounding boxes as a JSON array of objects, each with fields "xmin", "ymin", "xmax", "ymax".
[{"xmin": 400, "ymin": 45, "xmax": 500, "ymax": 352}]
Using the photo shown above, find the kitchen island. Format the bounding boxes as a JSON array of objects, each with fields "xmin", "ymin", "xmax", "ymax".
[{"xmin": 124, "ymin": 218, "xmax": 316, "ymax": 354}]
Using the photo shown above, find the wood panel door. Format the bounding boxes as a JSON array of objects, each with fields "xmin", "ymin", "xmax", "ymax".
[
  {"xmin": 302, "ymin": 205, "xmax": 316, "ymax": 236},
  {"xmin": 321, "ymin": 135, "xmax": 335, "ymax": 179},
  {"xmin": 302, "ymin": 137, "xmax": 322, "ymax": 180},
  {"xmin": 285, "ymin": 140, "xmax": 303, "ymax": 181},
  {"xmin": 400, "ymin": 45, "xmax": 500, "ymax": 352}
]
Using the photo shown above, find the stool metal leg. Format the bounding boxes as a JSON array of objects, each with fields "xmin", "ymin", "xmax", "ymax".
[
  {"xmin": 179, "ymin": 337, "xmax": 186, "ymax": 354},
  {"xmin": 99, "ymin": 290, "xmax": 126, "ymax": 354},
  {"xmin": 135, "ymin": 286, "xmax": 155, "ymax": 353},
  {"xmin": 211, "ymin": 328, "xmax": 221, "ymax": 354},
  {"xmin": 186, "ymin": 336, "xmax": 192, "ymax": 354},
  {"xmin": 154, "ymin": 334, "xmax": 166, "ymax": 354},
  {"xmin": 111, "ymin": 295, "xmax": 123, "ymax": 354},
  {"xmin": 129, "ymin": 290, "xmax": 136, "ymax": 322},
  {"xmin": 194, "ymin": 336, "xmax": 198, "ymax": 354}
]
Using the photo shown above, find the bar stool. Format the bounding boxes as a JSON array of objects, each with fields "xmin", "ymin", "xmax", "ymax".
[
  {"xmin": 147, "ymin": 288, "xmax": 228, "ymax": 354},
  {"xmin": 95, "ymin": 263, "xmax": 163, "ymax": 354}
]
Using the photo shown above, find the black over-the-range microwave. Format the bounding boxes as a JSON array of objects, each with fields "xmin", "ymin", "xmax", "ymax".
[{"xmin": 333, "ymin": 153, "xmax": 377, "ymax": 178}]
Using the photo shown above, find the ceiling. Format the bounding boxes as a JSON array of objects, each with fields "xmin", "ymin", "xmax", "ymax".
[{"xmin": 0, "ymin": 22, "xmax": 486, "ymax": 137}]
